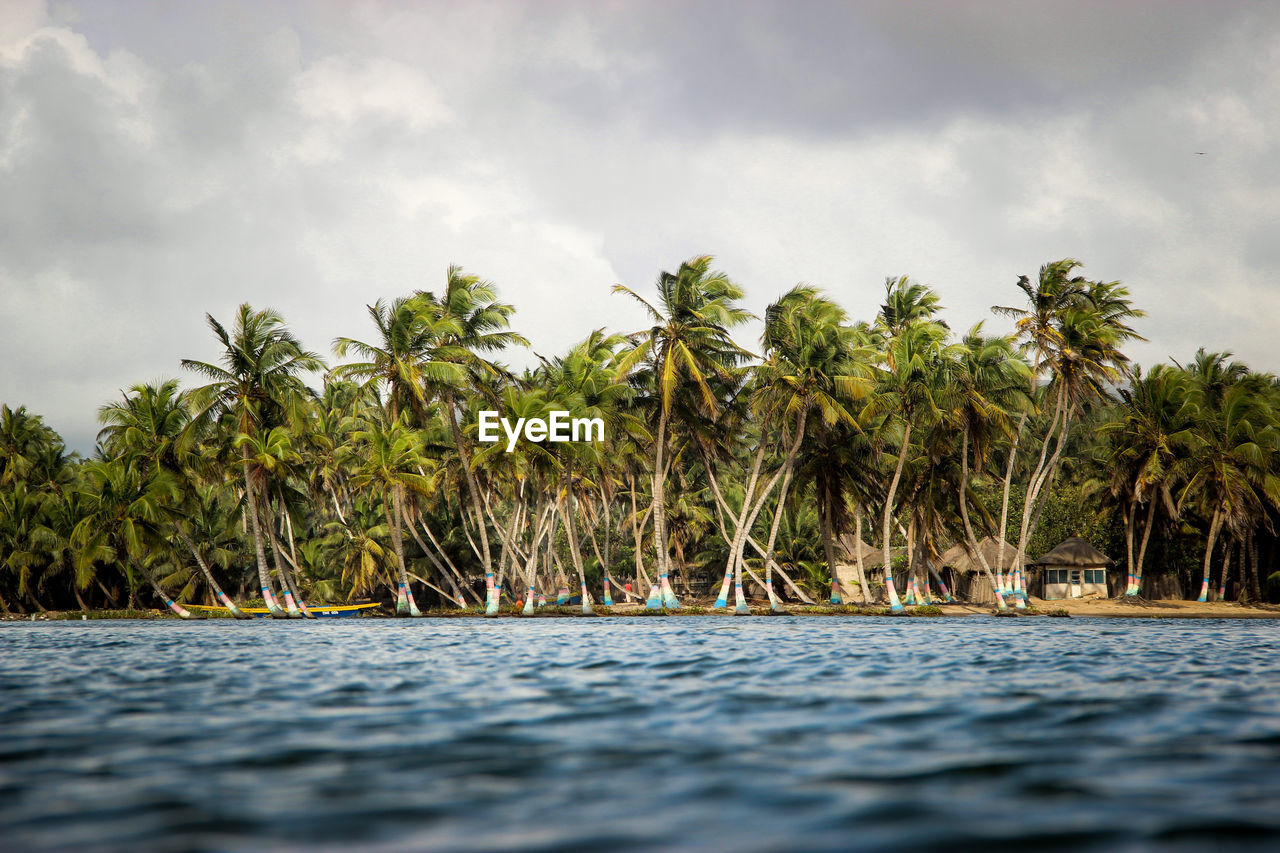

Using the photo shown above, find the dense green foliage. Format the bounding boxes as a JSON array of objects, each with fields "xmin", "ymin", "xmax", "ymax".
[{"xmin": 3, "ymin": 256, "xmax": 1278, "ymax": 614}]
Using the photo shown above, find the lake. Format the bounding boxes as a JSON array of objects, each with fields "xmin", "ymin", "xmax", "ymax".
[{"xmin": 2, "ymin": 617, "xmax": 1279, "ymax": 850}]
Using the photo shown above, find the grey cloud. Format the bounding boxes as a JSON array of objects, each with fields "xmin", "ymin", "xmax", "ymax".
[{"xmin": 3, "ymin": 1, "xmax": 1280, "ymax": 454}]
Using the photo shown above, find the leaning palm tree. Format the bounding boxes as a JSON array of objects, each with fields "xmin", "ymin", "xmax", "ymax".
[
  {"xmin": 614, "ymin": 256, "xmax": 752, "ymax": 609},
  {"xmin": 409, "ymin": 268, "xmax": 529, "ymax": 595},
  {"xmin": 951, "ymin": 326, "xmax": 1031, "ymax": 611},
  {"xmin": 993, "ymin": 262, "xmax": 1144, "ymax": 603},
  {"xmin": 182, "ymin": 303, "xmax": 325, "ymax": 618},
  {"xmin": 716, "ymin": 286, "xmax": 864, "ymax": 614},
  {"xmin": 866, "ymin": 280, "xmax": 957, "ymax": 611}
]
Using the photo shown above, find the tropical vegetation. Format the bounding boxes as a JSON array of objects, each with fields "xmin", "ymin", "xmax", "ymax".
[{"xmin": 4, "ymin": 257, "xmax": 1280, "ymax": 616}]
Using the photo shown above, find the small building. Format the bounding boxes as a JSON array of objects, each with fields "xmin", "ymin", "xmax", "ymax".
[
  {"xmin": 1030, "ymin": 537, "xmax": 1114, "ymax": 599},
  {"xmin": 833, "ymin": 533, "xmax": 905, "ymax": 601},
  {"xmin": 937, "ymin": 537, "xmax": 1021, "ymax": 604}
]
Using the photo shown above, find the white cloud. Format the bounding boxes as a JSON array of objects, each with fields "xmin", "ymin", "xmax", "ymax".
[{"xmin": 3, "ymin": 2, "xmax": 1280, "ymax": 452}]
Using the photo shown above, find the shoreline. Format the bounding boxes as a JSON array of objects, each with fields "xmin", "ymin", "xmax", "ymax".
[{"xmin": 5, "ymin": 597, "xmax": 1280, "ymax": 621}]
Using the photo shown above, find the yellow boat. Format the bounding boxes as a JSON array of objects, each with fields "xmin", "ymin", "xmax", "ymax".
[{"xmin": 183, "ymin": 602, "xmax": 383, "ymax": 618}]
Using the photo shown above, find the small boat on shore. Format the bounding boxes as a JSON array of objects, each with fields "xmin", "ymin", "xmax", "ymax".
[{"xmin": 182, "ymin": 602, "xmax": 383, "ymax": 618}]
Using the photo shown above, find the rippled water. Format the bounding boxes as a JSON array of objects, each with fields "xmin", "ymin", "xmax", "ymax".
[{"xmin": 2, "ymin": 617, "xmax": 1279, "ymax": 851}]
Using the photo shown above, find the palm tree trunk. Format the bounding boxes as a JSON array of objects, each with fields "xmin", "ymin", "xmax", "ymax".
[
  {"xmin": 761, "ymin": 461, "xmax": 796, "ymax": 613},
  {"xmin": 559, "ymin": 495, "xmax": 593, "ymax": 615},
  {"xmin": 1123, "ymin": 501, "xmax": 1137, "ymax": 597},
  {"xmin": 242, "ymin": 452, "xmax": 285, "ymax": 618},
  {"xmin": 1246, "ymin": 533, "xmax": 1262, "ymax": 603},
  {"xmin": 726, "ymin": 411, "xmax": 808, "ymax": 615},
  {"xmin": 650, "ymin": 406, "xmax": 679, "ymax": 608},
  {"xmin": 1130, "ymin": 500, "xmax": 1157, "ymax": 597},
  {"xmin": 853, "ymin": 505, "xmax": 872, "ymax": 604},
  {"xmin": 589, "ymin": 486, "xmax": 615, "ymax": 606},
  {"xmin": 129, "ymin": 555, "xmax": 195, "ymax": 619},
  {"xmin": 995, "ymin": 413, "xmax": 1026, "ymax": 595},
  {"xmin": 413, "ymin": 507, "xmax": 483, "ymax": 605},
  {"xmin": 820, "ymin": 498, "xmax": 841, "ymax": 604},
  {"xmin": 881, "ymin": 422, "xmax": 911, "ymax": 611},
  {"xmin": 1013, "ymin": 387, "xmax": 1070, "ymax": 605},
  {"xmin": 263, "ymin": 499, "xmax": 303, "ymax": 618},
  {"xmin": 176, "ymin": 525, "xmax": 249, "ymax": 618},
  {"xmin": 1197, "ymin": 508, "xmax": 1222, "ymax": 602},
  {"xmin": 390, "ymin": 486, "xmax": 422, "ymax": 616},
  {"xmin": 445, "ymin": 394, "xmax": 492, "ymax": 577},
  {"xmin": 714, "ymin": 430, "xmax": 770, "ymax": 609},
  {"xmin": 628, "ymin": 474, "xmax": 652, "ymax": 593},
  {"xmin": 1217, "ymin": 542, "xmax": 1232, "ymax": 601},
  {"xmin": 959, "ymin": 429, "xmax": 1007, "ymax": 611}
]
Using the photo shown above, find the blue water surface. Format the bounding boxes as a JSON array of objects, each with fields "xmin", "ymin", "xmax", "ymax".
[{"xmin": 1, "ymin": 616, "xmax": 1278, "ymax": 851}]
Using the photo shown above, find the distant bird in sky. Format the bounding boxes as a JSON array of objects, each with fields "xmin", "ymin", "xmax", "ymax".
[{"xmin": 1195, "ymin": 151, "xmax": 1207, "ymax": 155}]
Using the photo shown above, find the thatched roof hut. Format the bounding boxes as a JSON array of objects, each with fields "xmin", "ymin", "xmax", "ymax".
[
  {"xmin": 1030, "ymin": 536, "xmax": 1114, "ymax": 599},
  {"xmin": 1030, "ymin": 537, "xmax": 1114, "ymax": 568},
  {"xmin": 937, "ymin": 537, "xmax": 1021, "ymax": 575}
]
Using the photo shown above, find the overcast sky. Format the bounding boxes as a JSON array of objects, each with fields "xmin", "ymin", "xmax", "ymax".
[{"xmin": 3, "ymin": 1, "xmax": 1279, "ymax": 452}]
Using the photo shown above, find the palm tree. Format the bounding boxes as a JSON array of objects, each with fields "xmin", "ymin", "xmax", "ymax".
[
  {"xmin": 865, "ymin": 279, "xmax": 958, "ymax": 611},
  {"xmin": 411, "ymin": 268, "xmax": 528, "ymax": 596},
  {"xmin": 344, "ymin": 414, "xmax": 435, "ymax": 615},
  {"xmin": 1096, "ymin": 365, "xmax": 1195, "ymax": 596},
  {"xmin": 73, "ymin": 459, "xmax": 196, "ymax": 618},
  {"xmin": 718, "ymin": 286, "xmax": 864, "ymax": 614},
  {"xmin": 98, "ymin": 380, "xmax": 252, "ymax": 617},
  {"xmin": 951, "ymin": 325, "xmax": 1031, "ymax": 610},
  {"xmin": 993, "ymin": 261, "xmax": 1144, "ymax": 602},
  {"xmin": 183, "ymin": 304, "xmax": 324, "ymax": 618},
  {"xmin": 614, "ymin": 256, "xmax": 752, "ymax": 609},
  {"xmin": 1175, "ymin": 365, "xmax": 1280, "ymax": 602}
]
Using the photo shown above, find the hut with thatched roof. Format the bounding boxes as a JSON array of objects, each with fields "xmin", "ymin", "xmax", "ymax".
[
  {"xmin": 832, "ymin": 534, "xmax": 906, "ymax": 602},
  {"xmin": 937, "ymin": 537, "xmax": 1020, "ymax": 604},
  {"xmin": 1029, "ymin": 536, "xmax": 1114, "ymax": 599}
]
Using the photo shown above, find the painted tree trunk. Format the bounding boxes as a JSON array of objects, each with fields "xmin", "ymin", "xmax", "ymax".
[
  {"xmin": 881, "ymin": 423, "xmax": 911, "ymax": 612},
  {"xmin": 176, "ymin": 526, "xmax": 249, "ymax": 618},
  {"xmin": 650, "ymin": 407, "xmax": 678, "ymax": 609},
  {"xmin": 280, "ymin": 507, "xmax": 314, "ymax": 618},
  {"xmin": 1123, "ymin": 501, "xmax": 1137, "ymax": 596},
  {"xmin": 241, "ymin": 454, "xmax": 285, "ymax": 618},
  {"xmin": 1130, "ymin": 500, "xmax": 1157, "ymax": 597},
  {"xmin": 959, "ymin": 428, "xmax": 1007, "ymax": 611},
  {"xmin": 266, "ymin": 502, "xmax": 306, "ymax": 618},
  {"xmin": 994, "ymin": 414, "xmax": 1026, "ymax": 596},
  {"xmin": 853, "ymin": 506, "xmax": 873, "ymax": 604},
  {"xmin": 560, "ymin": 497, "xmax": 593, "ymax": 615},
  {"xmin": 447, "ymin": 395, "xmax": 492, "ymax": 577},
  {"xmin": 387, "ymin": 488, "xmax": 421, "ymax": 617},
  {"xmin": 1197, "ymin": 509, "xmax": 1222, "ymax": 603},
  {"xmin": 131, "ymin": 556, "xmax": 194, "ymax": 619}
]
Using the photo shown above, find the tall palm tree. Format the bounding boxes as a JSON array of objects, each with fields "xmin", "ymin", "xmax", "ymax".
[
  {"xmin": 183, "ymin": 303, "xmax": 324, "ymax": 618},
  {"xmin": 993, "ymin": 261, "xmax": 1144, "ymax": 602},
  {"xmin": 614, "ymin": 256, "xmax": 752, "ymax": 609},
  {"xmin": 719, "ymin": 286, "xmax": 863, "ymax": 614},
  {"xmin": 951, "ymin": 325, "xmax": 1031, "ymax": 610},
  {"xmin": 866, "ymin": 279, "xmax": 958, "ymax": 611}
]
